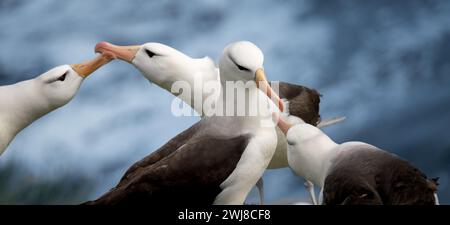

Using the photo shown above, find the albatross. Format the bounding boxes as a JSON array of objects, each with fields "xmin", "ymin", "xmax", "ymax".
[
  {"xmin": 275, "ymin": 114, "xmax": 439, "ymax": 205},
  {"xmin": 85, "ymin": 41, "xmax": 284, "ymax": 205},
  {"xmin": 93, "ymin": 41, "xmax": 342, "ymax": 204},
  {"xmin": 0, "ymin": 54, "xmax": 112, "ymax": 155}
]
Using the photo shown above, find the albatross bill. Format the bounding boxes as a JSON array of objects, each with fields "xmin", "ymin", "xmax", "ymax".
[
  {"xmin": 255, "ymin": 68, "xmax": 284, "ymax": 112},
  {"xmin": 95, "ymin": 41, "xmax": 140, "ymax": 63},
  {"xmin": 71, "ymin": 54, "xmax": 114, "ymax": 78}
]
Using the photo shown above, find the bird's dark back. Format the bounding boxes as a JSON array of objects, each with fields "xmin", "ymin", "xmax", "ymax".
[
  {"xmin": 276, "ymin": 82, "xmax": 321, "ymax": 125},
  {"xmin": 323, "ymin": 147, "xmax": 437, "ymax": 205}
]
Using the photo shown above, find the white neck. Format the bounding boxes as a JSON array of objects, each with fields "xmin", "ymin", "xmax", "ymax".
[
  {"xmin": 286, "ymin": 124, "xmax": 339, "ymax": 187},
  {"xmin": 210, "ymin": 80, "xmax": 278, "ymax": 125},
  {"xmin": 212, "ymin": 81, "xmax": 279, "ymax": 205},
  {"xmin": 0, "ymin": 79, "xmax": 52, "ymax": 154},
  {"xmin": 167, "ymin": 57, "xmax": 219, "ymax": 116}
]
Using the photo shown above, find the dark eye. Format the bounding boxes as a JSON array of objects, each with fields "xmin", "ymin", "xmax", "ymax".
[
  {"xmin": 236, "ymin": 64, "xmax": 249, "ymax": 71},
  {"xmin": 145, "ymin": 49, "xmax": 156, "ymax": 58},
  {"xmin": 57, "ymin": 72, "xmax": 68, "ymax": 82}
]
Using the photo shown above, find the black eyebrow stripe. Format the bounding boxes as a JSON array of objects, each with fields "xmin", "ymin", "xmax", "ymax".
[
  {"xmin": 228, "ymin": 54, "xmax": 249, "ymax": 70},
  {"xmin": 228, "ymin": 54, "xmax": 238, "ymax": 66}
]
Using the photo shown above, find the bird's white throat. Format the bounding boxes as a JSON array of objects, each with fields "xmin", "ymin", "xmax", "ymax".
[
  {"xmin": 286, "ymin": 124, "xmax": 339, "ymax": 187},
  {"xmin": 171, "ymin": 75, "xmax": 280, "ymax": 123}
]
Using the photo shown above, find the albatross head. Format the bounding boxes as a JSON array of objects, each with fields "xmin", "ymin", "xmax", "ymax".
[
  {"xmin": 94, "ymin": 42, "xmax": 216, "ymax": 91},
  {"xmin": 35, "ymin": 55, "xmax": 112, "ymax": 109},
  {"xmin": 0, "ymin": 54, "xmax": 112, "ymax": 155},
  {"xmin": 220, "ymin": 41, "xmax": 284, "ymax": 112},
  {"xmin": 274, "ymin": 113, "xmax": 338, "ymax": 187},
  {"xmin": 219, "ymin": 41, "xmax": 264, "ymax": 83}
]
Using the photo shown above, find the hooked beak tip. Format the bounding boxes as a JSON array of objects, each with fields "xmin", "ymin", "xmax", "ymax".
[
  {"xmin": 95, "ymin": 41, "xmax": 110, "ymax": 51},
  {"xmin": 94, "ymin": 41, "xmax": 140, "ymax": 63},
  {"xmin": 273, "ymin": 113, "xmax": 292, "ymax": 135},
  {"xmin": 95, "ymin": 42, "xmax": 114, "ymax": 57}
]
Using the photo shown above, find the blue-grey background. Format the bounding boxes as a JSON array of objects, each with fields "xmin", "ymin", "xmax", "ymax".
[{"xmin": 0, "ymin": 0, "xmax": 449, "ymax": 204}]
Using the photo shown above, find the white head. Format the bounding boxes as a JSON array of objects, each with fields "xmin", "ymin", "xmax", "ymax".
[
  {"xmin": 219, "ymin": 41, "xmax": 284, "ymax": 112},
  {"xmin": 94, "ymin": 42, "xmax": 216, "ymax": 92},
  {"xmin": 219, "ymin": 41, "xmax": 264, "ymax": 83},
  {"xmin": 275, "ymin": 113, "xmax": 338, "ymax": 187},
  {"xmin": 34, "ymin": 65, "xmax": 83, "ymax": 109},
  {"xmin": 36, "ymin": 55, "xmax": 112, "ymax": 110},
  {"xmin": 0, "ymin": 55, "xmax": 111, "ymax": 154}
]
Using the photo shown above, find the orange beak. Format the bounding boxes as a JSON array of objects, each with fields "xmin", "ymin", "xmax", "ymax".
[
  {"xmin": 70, "ymin": 54, "xmax": 114, "ymax": 78},
  {"xmin": 95, "ymin": 41, "xmax": 141, "ymax": 63},
  {"xmin": 255, "ymin": 69, "xmax": 284, "ymax": 112},
  {"xmin": 273, "ymin": 113, "xmax": 292, "ymax": 135}
]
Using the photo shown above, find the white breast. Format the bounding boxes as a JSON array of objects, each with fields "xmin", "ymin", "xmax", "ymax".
[
  {"xmin": 214, "ymin": 128, "xmax": 278, "ymax": 205},
  {"xmin": 286, "ymin": 124, "xmax": 339, "ymax": 187},
  {"xmin": 213, "ymin": 88, "xmax": 279, "ymax": 204}
]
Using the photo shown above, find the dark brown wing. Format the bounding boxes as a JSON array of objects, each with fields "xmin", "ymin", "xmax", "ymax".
[
  {"xmin": 323, "ymin": 146, "xmax": 437, "ymax": 205},
  {"xmin": 116, "ymin": 122, "xmax": 202, "ymax": 186},
  {"xmin": 379, "ymin": 159, "xmax": 438, "ymax": 205},
  {"xmin": 323, "ymin": 173, "xmax": 383, "ymax": 205},
  {"xmin": 119, "ymin": 81, "xmax": 320, "ymax": 185},
  {"xmin": 83, "ymin": 134, "xmax": 251, "ymax": 205},
  {"xmin": 272, "ymin": 81, "xmax": 321, "ymax": 125}
]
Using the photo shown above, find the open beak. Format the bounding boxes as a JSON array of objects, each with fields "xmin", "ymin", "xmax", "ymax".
[
  {"xmin": 70, "ymin": 54, "xmax": 114, "ymax": 78},
  {"xmin": 255, "ymin": 69, "xmax": 284, "ymax": 112},
  {"xmin": 273, "ymin": 113, "xmax": 292, "ymax": 135},
  {"xmin": 95, "ymin": 41, "xmax": 141, "ymax": 63}
]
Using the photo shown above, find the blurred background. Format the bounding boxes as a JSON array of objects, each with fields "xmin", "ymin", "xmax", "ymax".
[{"xmin": 0, "ymin": 0, "xmax": 449, "ymax": 204}]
